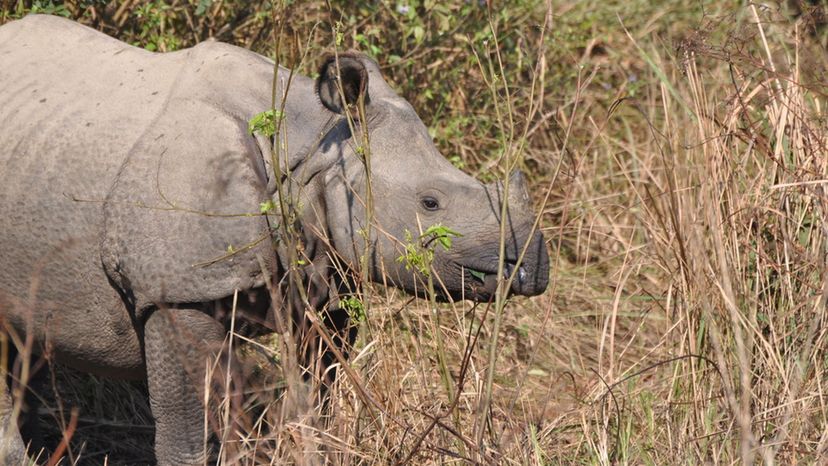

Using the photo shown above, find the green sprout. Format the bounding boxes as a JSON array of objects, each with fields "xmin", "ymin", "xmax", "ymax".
[
  {"xmin": 339, "ymin": 296, "xmax": 366, "ymax": 323},
  {"xmin": 259, "ymin": 199, "xmax": 276, "ymax": 215},
  {"xmin": 398, "ymin": 230, "xmax": 430, "ymax": 275},
  {"xmin": 397, "ymin": 224, "xmax": 462, "ymax": 276},
  {"xmin": 422, "ymin": 223, "xmax": 462, "ymax": 250},
  {"xmin": 248, "ymin": 109, "xmax": 284, "ymax": 137},
  {"xmin": 469, "ymin": 269, "xmax": 486, "ymax": 282}
]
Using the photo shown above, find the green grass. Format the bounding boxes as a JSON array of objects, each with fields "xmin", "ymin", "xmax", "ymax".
[{"xmin": 2, "ymin": 0, "xmax": 828, "ymax": 464}]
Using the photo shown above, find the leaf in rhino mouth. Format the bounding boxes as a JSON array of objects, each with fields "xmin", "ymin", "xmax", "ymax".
[{"xmin": 469, "ymin": 269, "xmax": 487, "ymax": 282}]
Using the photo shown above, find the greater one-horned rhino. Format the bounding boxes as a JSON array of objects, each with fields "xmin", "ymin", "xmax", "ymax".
[{"xmin": 0, "ymin": 15, "xmax": 549, "ymax": 465}]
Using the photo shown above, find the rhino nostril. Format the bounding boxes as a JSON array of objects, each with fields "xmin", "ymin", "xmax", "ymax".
[
  {"xmin": 504, "ymin": 262, "xmax": 514, "ymax": 279},
  {"xmin": 503, "ymin": 262, "xmax": 527, "ymax": 284},
  {"xmin": 466, "ymin": 262, "xmax": 528, "ymax": 288}
]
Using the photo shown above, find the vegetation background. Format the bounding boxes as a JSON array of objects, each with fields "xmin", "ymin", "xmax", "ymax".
[{"xmin": 1, "ymin": 0, "xmax": 827, "ymax": 464}]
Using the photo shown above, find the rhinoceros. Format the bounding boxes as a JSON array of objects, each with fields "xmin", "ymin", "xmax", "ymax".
[{"xmin": 0, "ymin": 14, "xmax": 549, "ymax": 465}]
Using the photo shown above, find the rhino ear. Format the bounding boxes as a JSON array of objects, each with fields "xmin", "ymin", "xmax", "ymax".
[{"xmin": 316, "ymin": 52, "xmax": 370, "ymax": 116}]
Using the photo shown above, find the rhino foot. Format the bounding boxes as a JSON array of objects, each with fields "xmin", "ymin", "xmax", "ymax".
[{"xmin": 0, "ymin": 384, "xmax": 30, "ymax": 466}]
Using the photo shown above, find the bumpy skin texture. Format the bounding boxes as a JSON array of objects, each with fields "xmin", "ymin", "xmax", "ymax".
[
  {"xmin": 145, "ymin": 308, "xmax": 226, "ymax": 465},
  {"xmin": 0, "ymin": 15, "xmax": 549, "ymax": 464},
  {"xmin": 0, "ymin": 377, "xmax": 27, "ymax": 465}
]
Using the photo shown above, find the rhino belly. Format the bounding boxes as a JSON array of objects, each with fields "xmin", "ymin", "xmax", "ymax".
[
  {"xmin": 0, "ymin": 210, "xmax": 146, "ymax": 378},
  {"xmin": 0, "ymin": 135, "xmax": 145, "ymax": 376}
]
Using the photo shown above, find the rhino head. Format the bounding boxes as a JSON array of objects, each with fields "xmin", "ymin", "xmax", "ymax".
[{"xmin": 302, "ymin": 53, "xmax": 549, "ymax": 302}]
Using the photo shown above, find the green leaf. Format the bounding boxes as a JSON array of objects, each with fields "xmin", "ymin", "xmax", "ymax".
[
  {"xmin": 340, "ymin": 296, "xmax": 366, "ymax": 322},
  {"xmin": 397, "ymin": 230, "xmax": 431, "ymax": 276},
  {"xmin": 413, "ymin": 25, "xmax": 425, "ymax": 43},
  {"xmin": 448, "ymin": 155, "xmax": 465, "ymax": 169},
  {"xmin": 421, "ymin": 224, "xmax": 462, "ymax": 251},
  {"xmin": 195, "ymin": 0, "xmax": 212, "ymax": 16},
  {"xmin": 438, "ymin": 236, "xmax": 451, "ymax": 249},
  {"xmin": 259, "ymin": 199, "xmax": 276, "ymax": 214},
  {"xmin": 248, "ymin": 109, "xmax": 284, "ymax": 137},
  {"xmin": 469, "ymin": 269, "xmax": 486, "ymax": 282}
]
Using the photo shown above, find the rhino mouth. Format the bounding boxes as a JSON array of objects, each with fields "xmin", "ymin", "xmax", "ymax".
[{"xmin": 462, "ymin": 261, "xmax": 528, "ymax": 298}]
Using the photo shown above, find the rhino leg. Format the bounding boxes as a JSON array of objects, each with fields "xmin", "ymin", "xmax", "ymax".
[
  {"xmin": 314, "ymin": 307, "xmax": 357, "ymax": 387},
  {"xmin": 144, "ymin": 307, "xmax": 225, "ymax": 466},
  {"xmin": 0, "ymin": 371, "xmax": 28, "ymax": 465}
]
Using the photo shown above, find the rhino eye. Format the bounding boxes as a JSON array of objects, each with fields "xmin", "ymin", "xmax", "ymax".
[{"xmin": 421, "ymin": 196, "xmax": 440, "ymax": 211}]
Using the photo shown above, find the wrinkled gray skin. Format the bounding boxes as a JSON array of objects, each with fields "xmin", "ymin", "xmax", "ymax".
[{"xmin": 0, "ymin": 15, "xmax": 549, "ymax": 465}]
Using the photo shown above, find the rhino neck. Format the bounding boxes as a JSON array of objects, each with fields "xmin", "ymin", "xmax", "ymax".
[
  {"xmin": 251, "ymin": 86, "xmax": 356, "ymax": 309},
  {"xmin": 249, "ymin": 67, "xmax": 345, "ymax": 190},
  {"xmin": 249, "ymin": 64, "xmax": 378, "ymax": 311}
]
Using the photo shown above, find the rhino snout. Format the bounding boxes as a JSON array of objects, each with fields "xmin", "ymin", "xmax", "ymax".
[
  {"xmin": 514, "ymin": 230, "xmax": 550, "ymax": 296},
  {"xmin": 454, "ymin": 230, "xmax": 549, "ymax": 300},
  {"xmin": 504, "ymin": 261, "xmax": 528, "ymax": 285},
  {"xmin": 503, "ymin": 261, "xmax": 535, "ymax": 296},
  {"xmin": 502, "ymin": 253, "xmax": 548, "ymax": 297}
]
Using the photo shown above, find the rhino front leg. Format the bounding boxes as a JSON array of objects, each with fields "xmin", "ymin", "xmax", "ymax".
[
  {"xmin": 144, "ymin": 307, "xmax": 226, "ymax": 466},
  {"xmin": 0, "ymin": 372, "xmax": 28, "ymax": 465}
]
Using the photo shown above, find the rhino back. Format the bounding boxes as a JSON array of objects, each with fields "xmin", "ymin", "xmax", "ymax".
[
  {"xmin": 0, "ymin": 15, "xmax": 191, "ymax": 370},
  {"xmin": 0, "ymin": 18, "xmax": 177, "ymax": 291},
  {"xmin": 0, "ymin": 15, "xmax": 290, "ymax": 338},
  {"xmin": 93, "ymin": 30, "xmax": 289, "ymax": 307}
]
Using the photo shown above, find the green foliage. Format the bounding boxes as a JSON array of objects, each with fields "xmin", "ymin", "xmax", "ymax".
[
  {"xmin": 354, "ymin": 32, "xmax": 381, "ymax": 57},
  {"xmin": 259, "ymin": 199, "xmax": 276, "ymax": 214},
  {"xmin": 248, "ymin": 109, "xmax": 284, "ymax": 137},
  {"xmin": 398, "ymin": 230, "xmax": 429, "ymax": 275},
  {"xmin": 339, "ymin": 296, "xmax": 366, "ymax": 323},
  {"xmin": 397, "ymin": 224, "xmax": 462, "ymax": 276},
  {"xmin": 6, "ymin": 0, "xmax": 70, "ymax": 19},
  {"xmin": 26, "ymin": 0, "xmax": 69, "ymax": 17},
  {"xmin": 469, "ymin": 269, "xmax": 486, "ymax": 282},
  {"xmin": 194, "ymin": 0, "xmax": 212, "ymax": 16},
  {"xmin": 421, "ymin": 223, "xmax": 462, "ymax": 251},
  {"xmin": 448, "ymin": 155, "xmax": 465, "ymax": 169},
  {"xmin": 132, "ymin": 1, "xmax": 181, "ymax": 52}
]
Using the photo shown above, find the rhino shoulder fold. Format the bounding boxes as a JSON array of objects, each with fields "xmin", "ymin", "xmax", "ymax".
[{"xmin": 101, "ymin": 98, "xmax": 277, "ymax": 307}]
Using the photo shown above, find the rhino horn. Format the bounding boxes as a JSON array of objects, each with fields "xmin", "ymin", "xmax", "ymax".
[
  {"xmin": 508, "ymin": 169, "xmax": 531, "ymax": 206},
  {"xmin": 485, "ymin": 169, "xmax": 532, "ymax": 210}
]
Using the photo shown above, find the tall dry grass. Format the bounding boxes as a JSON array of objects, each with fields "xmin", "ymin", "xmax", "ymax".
[
  {"xmin": 211, "ymin": 3, "xmax": 828, "ymax": 465},
  {"xmin": 528, "ymin": 4, "xmax": 828, "ymax": 464}
]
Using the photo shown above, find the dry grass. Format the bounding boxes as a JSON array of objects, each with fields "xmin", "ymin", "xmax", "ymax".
[{"xmin": 2, "ymin": 0, "xmax": 828, "ymax": 464}]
